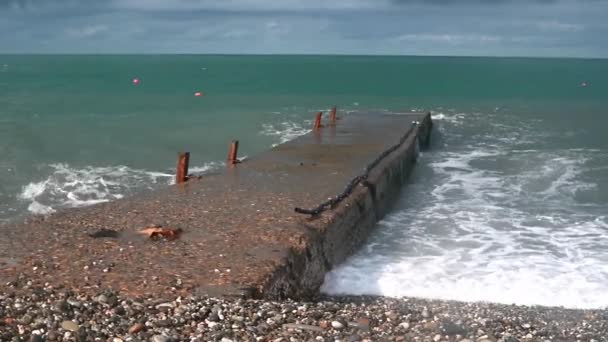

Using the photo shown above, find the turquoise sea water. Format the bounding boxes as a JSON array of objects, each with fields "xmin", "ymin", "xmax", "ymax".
[{"xmin": 1, "ymin": 55, "xmax": 607, "ymax": 307}]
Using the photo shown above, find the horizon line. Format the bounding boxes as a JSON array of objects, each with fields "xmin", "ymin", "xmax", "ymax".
[{"xmin": 0, "ymin": 52, "xmax": 606, "ymax": 60}]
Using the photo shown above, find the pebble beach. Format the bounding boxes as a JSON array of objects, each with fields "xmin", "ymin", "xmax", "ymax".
[{"xmin": 2, "ymin": 287, "xmax": 607, "ymax": 342}]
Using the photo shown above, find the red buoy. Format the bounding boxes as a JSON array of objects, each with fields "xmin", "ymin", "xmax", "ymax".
[
  {"xmin": 132, "ymin": 78, "xmax": 140, "ymax": 85},
  {"xmin": 194, "ymin": 91, "xmax": 203, "ymax": 97}
]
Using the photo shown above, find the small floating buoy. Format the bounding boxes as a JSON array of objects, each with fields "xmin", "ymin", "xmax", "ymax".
[
  {"xmin": 132, "ymin": 78, "xmax": 140, "ymax": 85},
  {"xmin": 194, "ymin": 91, "xmax": 203, "ymax": 97},
  {"xmin": 580, "ymin": 82, "xmax": 588, "ymax": 87}
]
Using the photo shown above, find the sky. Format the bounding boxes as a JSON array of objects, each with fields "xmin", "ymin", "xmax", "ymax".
[{"xmin": 0, "ymin": 0, "xmax": 607, "ymax": 57}]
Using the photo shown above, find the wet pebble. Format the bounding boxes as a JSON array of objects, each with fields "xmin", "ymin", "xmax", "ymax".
[
  {"xmin": 60, "ymin": 320, "xmax": 79, "ymax": 332},
  {"xmin": 331, "ymin": 320, "xmax": 345, "ymax": 329}
]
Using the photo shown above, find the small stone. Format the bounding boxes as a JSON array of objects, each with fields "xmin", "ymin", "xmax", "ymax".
[
  {"xmin": 156, "ymin": 302, "xmax": 173, "ymax": 311},
  {"xmin": 152, "ymin": 335, "xmax": 170, "ymax": 342},
  {"xmin": 113, "ymin": 338, "xmax": 123, "ymax": 342},
  {"xmin": 424, "ymin": 321, "xmax": 439, "ymax": 331},
  {"xmin": 331, "ymin": 320, "xmax": 345, "ymax": 329},
  {"xmin": 433, "ymin": 335, "xmax": 442, "ymax": 342},
  {"xmin": 67, "ymin": 298, "xmax": 82, "ymax": 308},
  {"xmin": 128, "ymin": 323, "xmax": 144, "ymax": 334},
  {"xmin": 113, "ymin": 306, "xmax": 126, "ymax": 316},
  {"xmin": 399, "ymin": 322, "xmax": 410, "ymax": 331},
  {"xmin": 96, "ymin": 294, "xmax": 108, "ymax": 303},
  {"xmin": 221, "ymin": 338, "xmax": 234, "ymax": 342},
  {"xmin": 386, "ymin": 311, "xmax": 399, "ymax": 321},
  {"xmin": 422, "ymin": 308, "xmax": 430, "ymax": 318},
  {"xmin": 282, "ymin": 323, "xmax": 325, "ymax": 332},
  {"xmin": 440, "ymin": 321, "xmax": 467, "ymax": 336},
  {"xmin": 348, "ymin": 318, "xmax": 370, "ymax": 332},
  {"xmin": 21, "ymin": 314, "xmax": 33, "ymax": 324},
  {"xmin": 30, "ymin": 335, "xmax": 44, "ymax": 342},
  {"xmin": 53, "ymin": 300, "xmax": 69, "ymax": 312},
  {"xmin": 47, "ymin": 331, "xmax": 58, "ymax": 341},
  {"xmin": 522, "ymin": 323, "xmax": 531, "ymax": 329},
  {"xmin": 155, "ymin": 319, "xmax": 171, "ymax": 327},
  {"xmin": 347, "ymin": 335, "xmax": 362, "ymax": 342},
  {"xmin": 61, "ymin": 320, "xmax": 79, "ymax": 332}
]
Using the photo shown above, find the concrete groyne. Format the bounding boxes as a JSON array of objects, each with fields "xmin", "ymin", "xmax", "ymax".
[{"xmin": 0, "ymin": 110, "xmax": 432, "ymax": 300}]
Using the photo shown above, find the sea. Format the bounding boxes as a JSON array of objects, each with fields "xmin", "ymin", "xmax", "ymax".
[{"xmin": 1, "ymin": 55, "xmax": 607, "ymax": 308}]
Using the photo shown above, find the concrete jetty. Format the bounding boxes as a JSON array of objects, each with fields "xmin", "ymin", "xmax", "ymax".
[{"xmin": 0, "ymin": 111, "xmax": 432, "ymax": 300}]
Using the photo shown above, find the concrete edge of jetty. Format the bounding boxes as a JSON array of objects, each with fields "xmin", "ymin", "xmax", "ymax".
[{"xmin": 262, "ymin": 112, "xmax": 432, "ymax": 299}]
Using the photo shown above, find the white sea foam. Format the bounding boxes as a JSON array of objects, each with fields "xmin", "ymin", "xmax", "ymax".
[
  {"xmin": 188, "ymin": 162, "xmax": 224, "ymax": 175},
  {"xmin": 17, "ymin": 162, "xmax": 219, "ymax": 215},
  {"xmin": 27, "ymin": 201, "xmax": 56, "ymax": 215},
  {"xmin": 431, "ymin": 112, "xmax": 467, "ymax": 125},
  {"xmin": 261, "ymin": 121, "xmax": 311, "ymax": 146},
  {"xmin": 322, "ymin": 109, "xmax": 608, "ymax": 309}
]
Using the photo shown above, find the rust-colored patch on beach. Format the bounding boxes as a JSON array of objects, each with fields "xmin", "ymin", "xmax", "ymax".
[{"xmin": 138, "ymin": 225, "xmax": 183, "ymax": 240}]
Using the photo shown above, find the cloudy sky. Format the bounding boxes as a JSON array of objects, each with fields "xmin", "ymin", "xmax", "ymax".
[{"xmin": 1, "ymin": 0, "xmax": 606, "ymax": 57}]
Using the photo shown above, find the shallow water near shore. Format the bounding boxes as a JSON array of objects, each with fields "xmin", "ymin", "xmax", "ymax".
[{"xmin": 1, "ymin": 55, "xmax": 607, "ymax": 308}]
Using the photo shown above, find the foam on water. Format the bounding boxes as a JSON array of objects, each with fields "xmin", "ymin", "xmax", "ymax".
[
  {"xmin": 17, "ymin": 162, "xmax": 220, "ymax": 215},
  {"xmin": 322, "ymin": 110, "xmax": 608, "ymax": 309},
  {"xmin": 261, "ymin": 121, "xmax": 311, "ymax": 147}
]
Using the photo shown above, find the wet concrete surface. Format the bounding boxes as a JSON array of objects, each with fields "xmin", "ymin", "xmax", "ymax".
[{"xmin": 0, "ymin": 112, "xmax": 430, "ymax": 299}]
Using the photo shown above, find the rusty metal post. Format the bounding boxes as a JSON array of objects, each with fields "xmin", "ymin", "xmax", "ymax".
[
  {"xmin": 329, "ymin": 106, "xmax": 337, "ymax": 125},
  {"xmin": 313, "ymin": 112, "xmax": 322, "ymax": 130},
  {"xmin": 176, "ymin": 152, "xmax": 190, "ymax": 184},
  {"xmin": 227, "ymin": 140, "xmax": 239, "ymax": 165}
]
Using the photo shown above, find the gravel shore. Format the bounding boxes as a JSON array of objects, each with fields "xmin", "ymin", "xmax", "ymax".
[{"xmin": 1, "ymin": 288, "xmax": 607, "ymax": 342}]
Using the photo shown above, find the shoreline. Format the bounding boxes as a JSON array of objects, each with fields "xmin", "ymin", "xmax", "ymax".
[{"xmin": 2, "ymin": 286, "xmax": 606, "ymax": 341}]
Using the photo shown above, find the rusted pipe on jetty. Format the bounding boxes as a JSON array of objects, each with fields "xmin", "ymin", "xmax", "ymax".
[
  {"xmin": 176, "ymin": 152, "xmax": 190, "ymax": 184},
  {"xmin": 313, "ymin": 112, "xmax": 322, "ymax": 130},
  {"xmin": 329, "ymin": 106, "xmax": 337, "ymax": 125},
  {"xmin": 227, "ymin": 140, "xmax": 240, "ymax": 165}
]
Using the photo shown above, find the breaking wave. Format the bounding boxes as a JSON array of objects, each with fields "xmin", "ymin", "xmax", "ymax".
[
  {"xmin": 261, "ymin": 121, "xmax": 311, "ymax": 147},
  {"xmin": 17, "ymin": 162, "xmax": 219, "ymax": 215}
]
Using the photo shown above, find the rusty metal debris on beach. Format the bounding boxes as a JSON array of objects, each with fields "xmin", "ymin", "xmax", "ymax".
[{"xmin": 138, "ymin": 225, "xmax": 183, "ymax": 240}]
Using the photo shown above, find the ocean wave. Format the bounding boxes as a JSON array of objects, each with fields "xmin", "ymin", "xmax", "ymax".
[
  {"xmin": 17, "ymin": 162, "xmax": 220, "ymax": 216},
  {"xmin": 260, "ymin": 121, "xmax": 311, "ymax": 147},
  {"xmin": 431, "ymin": 112, "xmax": 467, "ymax": 125}
]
